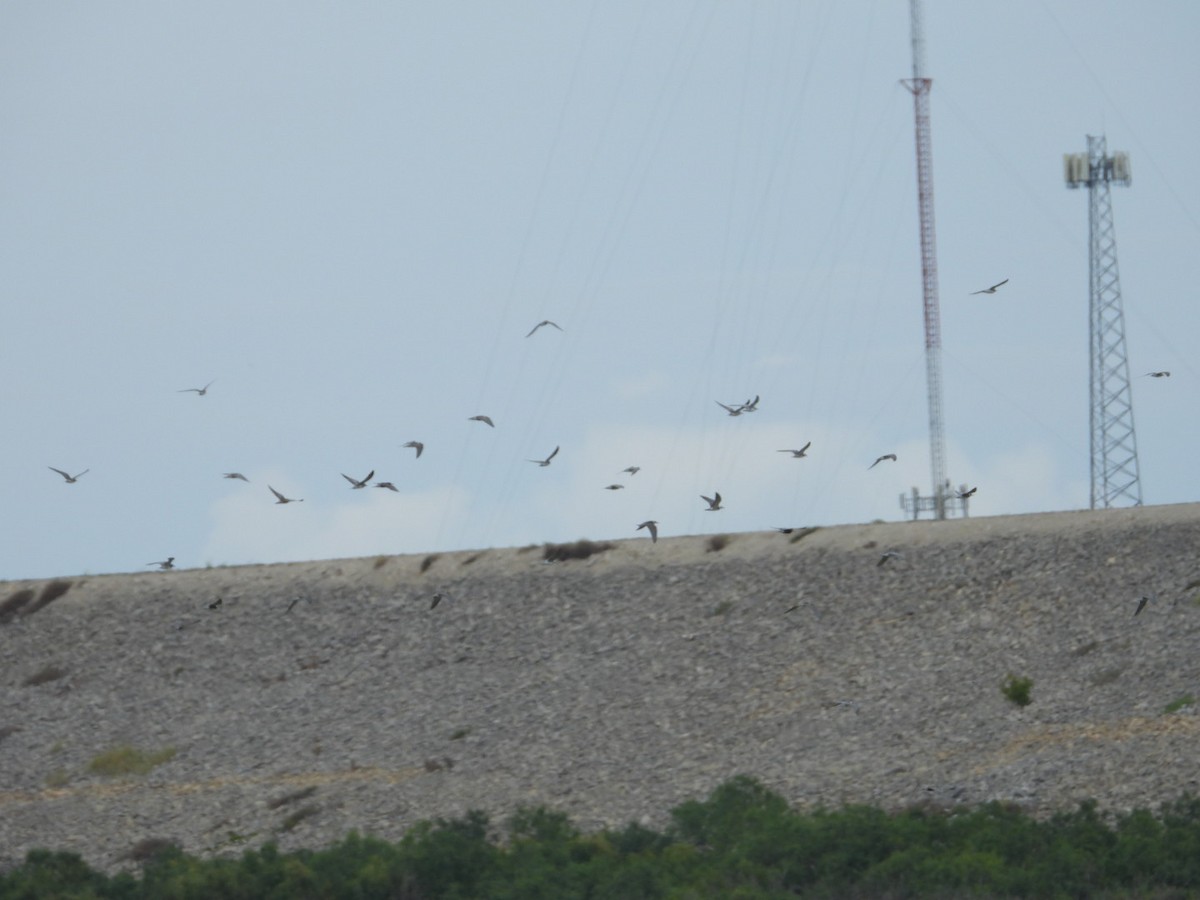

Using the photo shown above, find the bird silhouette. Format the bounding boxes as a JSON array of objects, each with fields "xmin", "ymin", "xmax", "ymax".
[
  {"xmin": 877, "ymin": 550, "xmax": 901, "ymax": 566},
  {"xmin": 604, "ymin": 484, "xmax": 625, "ymax": 491},
  {"xmin": 375, "ymin": 481, "xmax": 399, "ymax": 492},
  {"xmin": 269, "ymin": 486, "xmax": 303, "ymax": 504},
  {"xmin": 469, "ymin": 415, "xmax": 495, "ymax": 427},
  {"xmin": 715, "ymin": 400, "xmax": 744, "ymax": 416},
  {"xmin": 431, "ymin": 592, "xmax": 448, "ymax": 609},
  {"xmin": 48, "ymin": 466, "xmax": 89, "ymax": 484},
  {"xmin": 869, "ymin": 454, "xmax": 898, "ymax": 469},
  {"xmin": 740, "ymin": 395, "xmax": 761, "ymax": 412},
  {"xmin": 525, "ymin": 320, "xmax": 563, "ymax": 337},
  {"xmin": 222, "ymin": 472, "xmax": 250, "ymax": 482},
  {"xmin": 622, "ymin": 466, "xmax": 641, "ymax": 476},
  {"xmin": 148, "ymin": 557, "xmax": 175, "ymax": 570},
  {"xmin": 342, "ymin": 470, "xmax": 375, "ymax": 489},
  {"xmin": 778, "ymin": 442, "xmax": 812, "ymax": 458},
  {"xmin": 403, "ymin": 440, "xmax": 425, "ymax": 458},
  {"xmin": 208, "ymin": 597, "xmax": 222, "ymax": 610},
  {"xmin": 1134, "ymin": 594, "xmax": 1156, "ymax": 616},
  {"xmin": 957, "ymin": 486, "xmax": 978, "ymax": 499},
  {"xmin": 1144, "ymin": 371, "xmax": 1171, "ymax": 378},
  {"xmin": 970, "ymin": 279, "xmax": 1009, "ymax": 295},
  {"xmin": 178, "ymin": 380, "xmax": 215, "ymax": 395},
  {"xmin": 528, "ymin": 446, "xmax": 560, "ymax": 467},
  {"xmin": 636, "ymin": 520, "xmax": 659, "ymax": 542},
  {"xmin": 701, "ymin": 492, "xmax": 723, "ymax": 511}
]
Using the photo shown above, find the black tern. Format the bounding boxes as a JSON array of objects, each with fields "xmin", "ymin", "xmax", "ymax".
[
  {"xmin": 469, "ymin": 415, "xmax": 495, "ymax": 428},
  {"xmin": 269, "ymin": 486, "xmax": 304, "ymax": 504},
  {"xmin": 869, "ymin": 454, "xmax": 898, "ymax": 469},
  {"xmin": 715, "ymin": 401, "xmax": 744, "ymax": 417},
  {"xmin": 403, "ymin": 440, "xmax": 424, "ymax": 458},
  {"xmin": 778, "ymin": 442, "xmax": 812, "ymax": 458},
  {"xmin": 48, "ymin": 466, "xmax": 89, "ymax": 484},
  {"xmin": 741, "ymin": 395, "xmax": 760, "ymax": 412},
  {"xmin": 701, "ymin": 492, "xmax": 723, "ymax": 511},
  {"xmin": 957, "ymin": 486, "xmax": 978, "ymax": 499},
  {"xmin": 178, "ymin": 380, "xmax": 215, "ymax": 395},
  {"xmin": 1144, "ymin": 371, "xmax": 1171, "ymax": 378},
  {"xmin": 604, "ymin": 484, "xmax": 625, "ymax": 491},
  {"xmin": 636, "ymin": 520, "xmax": 659, "ymax": 542},
  {"xmin": 622, "ymin": 466, "xmax": 641, "ymax": 476},
  {"xmin": 525, "ymin": 320, "xmax": 563, "ymax": 338},
  {"xmin": 223, "ymin": 472, "xmax": 250, "ymax": 482},
  {"xmin": 342, "ymin": 470, "xmax": 375, "ymax": 489},
  {"xmin": 148, "ymin": 557, "xmax": 175, "ymax": 571},
  {"xmin": 528, "ymin": 446, "xmax": 560, "ymax": 467},
  {"xmin": 375, "ymin": 482, "xmax": 399, "ymax": 492},
  {"xmin": 970, "ymin": 279, "xmax": 1009, "ymax": 295}
]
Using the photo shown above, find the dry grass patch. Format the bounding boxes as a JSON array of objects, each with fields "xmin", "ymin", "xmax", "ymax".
[
  {"xmin": 25, "ymin": 579, "xmax": 73, "ymax": 616},
  {"xmin": 706, "ymin": 534, "xmax": 732, "ymax": 553},
  {"xmin": 87, "ymin": 745, "xmax": 177, "ymax": 777},
  {"xmin": 543, "ymin": 539, "xmax": 614, "ymax": 563},
  {"xmin": 22, "ymin": 665, "xmax": 68, "ymax": 687},
  {"xmin": 267, "ymin": 785, "xmax": 318, "ymax": 810},
  {"xmin": 0, "ymin": 588, "xmax": 35, "ymax": 624}
]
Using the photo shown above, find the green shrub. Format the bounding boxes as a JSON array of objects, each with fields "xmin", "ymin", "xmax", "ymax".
[
  {"xmin": 1165, "ymin": 694, "xmax": 1195, "ymax": 715},
  {"xmin": 1001, "ymin": 674, "xmax": 1033, "ymax": 707}
]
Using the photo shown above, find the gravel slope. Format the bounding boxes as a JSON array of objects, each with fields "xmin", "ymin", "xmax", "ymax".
[{"xmin": 2, "ymin": 503, "xmax": 1199, "ymax": 873}]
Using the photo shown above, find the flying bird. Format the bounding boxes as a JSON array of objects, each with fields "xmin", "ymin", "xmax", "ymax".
[
  {"xmin": 469, "ymin": 415, "xmax": 495, "ymax": 427},
  {"xmin": 269, "ymin": 486, "xmax": 303, "ymax": 504},
  {"xmin": 1134, "ymin": 594, "xmax": 1156, "ymax": 617},
  {"xmin": 869, "ymin": 454, "xmax": 898, "ymax": 469},
  {"xmin": 970, "ymin": 278, "xmax": 1009, "ymax": 295},
  {"xmin": 430, "ymin": 592, "xmax": 447, "ymax": 609},
  {"xmin": 148, "ymin": 557, "xmax": 175, "ymax": 571},
  {"xmin": 375, "ymin": 481, "xmax": 399, "ymax": 492},
  {"xmin": 957, "ymin": 486, "xmax": 978, "ymax": 499},
  {"xmin": 700, "ymin": 492, "xmax": 723, "ymax": 511},
  {"xmin": 877, "ymin": 550, "xmax": 902, "ymax": 567},
  {"xmin": 208, "ymin": 598, "xmax": 223, "ymax": 610},
  {"xmin": 1144, "ymin": 371, "xmax": 1171, "ymax": 378},
  {"xmin": 342, "ymin": 470, "xmax": 375, "ymax": 489},
  {"xmin": 178, "ymin": 380, "xmax": 215, "ymax": 395},
  {"xmin": 525, "ymin": 319, "xmax": 563, "ymax": 338},
  {"xmin": 222, "ymin": 472, "xmax": 250, "ymax": 482},
  {"xmin": 636, "ymin": 520, "xmax": 659, "ymax": 542},
  {"xmin": 403, "ymin": 440, "xmax": 425, "ymax": 458},
  {"xmin": 528, "ymin": 446, "xmax": 560, "ymax": 467},
  {"xmin": 741, "ymin": 395, "xmax": 761, "ymax": 412},
  {"xmin": 604, "ymin": 484, "xmax": 625, "ymax": 491},
  {"xmin": 778, "ymin": 442, "xmax": 812, "ymax": 458},
  {"xmin": 622, "ymin": 466, "xmax": 641, "ymax": 476},
  {"xmin": 48, "ymin": 466, "xmax": 89, "ymax": 483},
  {"xmin": 773, "ymin": 527, "xmax": 796, "ymax": 534},
  {"xmin": 715, "ymin": 400, "xmax": 744, "ymax": 417}
]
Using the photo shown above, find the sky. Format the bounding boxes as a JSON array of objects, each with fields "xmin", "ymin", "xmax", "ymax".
[{"xmin": 2, "ymin": 1, "xmax": 1197, "ymax": 581}]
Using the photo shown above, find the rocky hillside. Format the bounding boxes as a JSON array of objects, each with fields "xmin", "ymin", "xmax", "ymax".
[{"xmin": 2, "ymin": 503, "xmax": 1199, "ymax": 873}]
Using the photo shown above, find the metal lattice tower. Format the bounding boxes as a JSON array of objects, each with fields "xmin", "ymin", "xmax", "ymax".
[
  {"xmin": 1064, "ymin": 135, "xmax": 1141, "ymax": 509},
  {"xmin": 899, "ymin": 0, "xmax": 959, "ymax": 520}
]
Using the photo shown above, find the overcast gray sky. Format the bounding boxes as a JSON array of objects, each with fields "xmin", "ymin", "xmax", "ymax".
[{"xmin": 2, "ymin": 1, "xmax": 1197, "ymax": 581}]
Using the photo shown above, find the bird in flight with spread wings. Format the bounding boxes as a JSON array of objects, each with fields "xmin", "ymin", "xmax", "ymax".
[
  {"xmin": 526, "ymin": 320, "xmax": 563, "ymax": 338},
  {"xmin": 48, "ymin": 466, "xmax": 89, "ymax": 484},
  {"xmin": 178, "ymin": 380, "xmax": 215, "ymax": 395},
  {"xmin": 869, "ymin": 453, "xmax": 898, "ymax": 469},
  {"xmin": 528, "ymin": 446, "xmax": 560, "ymax": 467},
  {"xmin": 342, "ymin": 470, "xmax": 374, "ymax": 489},
  {"xmin": 970, "ymin": 278, "xmax": 1008, "ymax": 295},
  {"xmin": 636, "ymin": 520, "xmax": 659, "ymax": 542},
  {"xmin": 778, "ymin": 442, "xmax": 812, "ymax": 459},
  {"xmin": 269, "ymin": 486, "xmax": 304, "ymax": 504}
]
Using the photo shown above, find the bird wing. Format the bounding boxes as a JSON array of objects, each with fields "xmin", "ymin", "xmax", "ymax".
[
  {"xmin": 800, "ymin": 441, "xmax": 811, "ymax": 453},
  {"xmin": 269, "ymin": 486, "xmax": 286, "ymax": 502},
  {"xmin": 549, "ymin": 320, "xmax": 563, "ymax": 331},
  {"xmin": 548, "ymin": 446, "xmax": 559, "ymax": 461},
  {"xmin": 48, "ymin": 466, "xmax": 69, "ymax": 479},
  {"xmin": 991, "ymin": 279, "xmax": 1009, "ymax": 290},
  {"xmin": 714, "ymin": 492, "xmax": 721, "ymax": 505},
  {"xmin": 364, "ymin": 470, "xmax": 375, "ymax": 483},
  {"xmin": 341, "ymin": 473, "xmax": 357, "ymax": 486}
]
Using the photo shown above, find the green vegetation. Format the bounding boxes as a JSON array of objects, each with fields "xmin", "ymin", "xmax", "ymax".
[
  {"xmin": 1164, "ymin": 694, "xmax": 1195, "ymax": 715},
  {"xmin": 86, "ymin": 745, "xmax": 177, "ymax": 777},
  {"xmin": 6, "ymin": 777, "xmax": 1200, "ymax": 898},
  {"xmin": 1001, "ymin": 673, "xmax": 1033, "ymax": 707}
]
